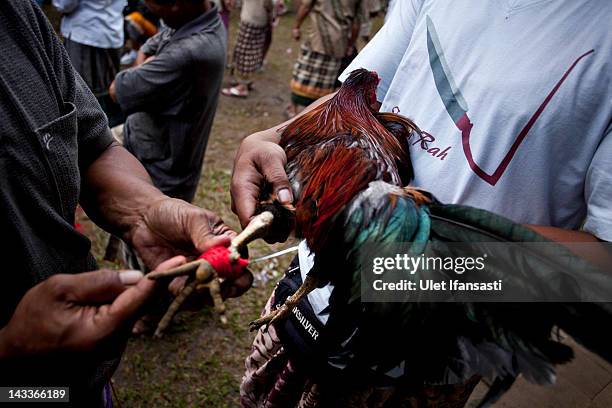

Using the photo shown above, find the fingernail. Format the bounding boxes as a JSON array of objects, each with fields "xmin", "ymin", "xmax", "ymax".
[
  {"xmin": 119, "ymin": 270, "xmax": 144, "ymax": 285},
  {"xmin": 278, "ymin": 188, "xmax": 292, "ymax": 204}
]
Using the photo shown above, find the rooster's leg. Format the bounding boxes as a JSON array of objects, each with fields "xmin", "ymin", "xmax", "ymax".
[
  {"xmin": 153, "ymin": 261, "xmax": 226, "ymax": 337},
  {"xmin": 249, "ymin": 275, "xmax": 320, "ymax": 331},
  {"xmin": 149, "ymin": 213, "xmax": 275, "ymax": 336},
  {"xmin": 229, "ymin": 211, "xmax": 275, "ymax": 262},
  {"xmin": 154, "ymin": 279, "xmax": 198, "ymax": 338},
  {"xmin": 196, "ymin": 267, "xmax": 227, "ymax": 325}
]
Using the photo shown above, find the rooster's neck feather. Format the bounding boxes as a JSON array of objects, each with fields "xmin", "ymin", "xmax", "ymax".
[{"xmin": 279, "ymin": 88, "xmax": 411, "ymax": 253}]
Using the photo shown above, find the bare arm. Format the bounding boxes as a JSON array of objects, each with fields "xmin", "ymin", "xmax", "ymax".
[
  {"xmin": 347, "ymin": 17, "xmax": 360, "ymax": 55},
  {"xmin": 108, "ymin": 53, "xmax": 155, "ymax": 102},
  {"xmin": 294, "ymin": 2, "xmax": 313, "ymax": 29},
  {"xmin": 134, "ymin": 49, "xmax": 149, "ymax": 67},
  {"xmin": 526, "ymin": 225, "xmax": 602, "ymax": 243},
  {"xmin": 525, "ymin": 225, "xmax": 611, "ymax": 270},
  {"xmin": 79, "ymin": 142, "xmax": 163, "ymax": 241},
  {"xmin": 80, "ymin": 142, "xmax": 236, "ymax": 269},
  {"xmin": 292, "ymin": 2, "xmax": 313, "ymax": 40}
]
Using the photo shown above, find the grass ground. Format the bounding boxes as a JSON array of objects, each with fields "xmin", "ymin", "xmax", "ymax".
[{"xmin": 68, "ymin": 8, "xmax": 384, "ymax": 408}]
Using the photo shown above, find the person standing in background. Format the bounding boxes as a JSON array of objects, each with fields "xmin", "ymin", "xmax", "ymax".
[
  {"xmin": 222, "ymin": 0, "xmax": 274, "ymax": 98},
  {"xmin": 121, "ymin": 0, "xmax": 160, "ymax": 66},
  {"xmin": 286, "ymin": 0, "xmax": 367, "ymax": 118},
  {"xmin": 110, "ymin": 0, "xmax": 226, "ymax": 203},
  {"xmin": 53, "ymin": 0, "xmax": 126, "ymax": 126}
]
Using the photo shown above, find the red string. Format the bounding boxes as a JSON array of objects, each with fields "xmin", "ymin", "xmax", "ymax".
[{"xmin": 199, "ymin": 246, "xmax": 249, "ymax": 280}]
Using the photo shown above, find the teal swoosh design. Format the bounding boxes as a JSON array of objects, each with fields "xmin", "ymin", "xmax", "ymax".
[{"xmin": 426, "ymin": 15, "xmax": 468, "ymax": 124}]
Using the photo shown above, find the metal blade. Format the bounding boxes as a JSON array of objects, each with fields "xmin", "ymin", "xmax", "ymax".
[{"xmin": 250, "ymin": 245, "xmax": 299, "ymax": 264}]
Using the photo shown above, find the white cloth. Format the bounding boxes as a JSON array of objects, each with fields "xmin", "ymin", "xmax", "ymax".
[
  {"xmin": 341, "ymin": 0, "xmax": 612, "ymax": 241},
  {"xmin": 384, "ymin": 0, "xmax": 396, "ymax": 22},
  {"xmin": 53, "ymin": 0, "xmax": 126, "ymax": 49},
  {"xmin": 298, "ymin": 240, "xmax": 334, "ymax": 325},
  {"xmin": 240, "ymin": 0, "xmax": 273, "ymax": 27}
]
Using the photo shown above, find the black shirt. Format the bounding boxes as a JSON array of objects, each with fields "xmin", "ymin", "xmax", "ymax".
[{"xmin": 0, "ymin": 1, "xmax": 114, "ymax": 404}]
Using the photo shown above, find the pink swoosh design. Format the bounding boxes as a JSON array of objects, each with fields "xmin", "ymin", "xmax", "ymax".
[{"xmin": 457, "ymin": 49, "xmax": 594, "ymax": 185}]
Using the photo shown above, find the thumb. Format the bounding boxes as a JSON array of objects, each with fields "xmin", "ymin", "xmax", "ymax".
[
  {"xmin": 194, "ymin": 233, "xmax": 232, "ymax": 254},
  {"xmin": 104, "ymin": 274, "xmax": 156, "ymax": 326},
  {"xmin": 188, "ymin": 209, "xmax": 235, "ymax": 253},
  {"xmin": 258, "ymin": 144, "xmax": 293, "ymax": 206},
  {"xmin": 63, "ymin": 269, "xmax": 140, "ymax": 304},
  {"xmin": 98, "ymin": 256, "xmax": 185, "ymax": 331},
  {"xmin": 86, "ymin": 275, "xmax": 156, "ymax": 342}
]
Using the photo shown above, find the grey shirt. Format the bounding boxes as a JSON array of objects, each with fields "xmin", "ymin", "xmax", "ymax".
[{"xmin": 115, "ymin": 7, "xmax": 226, "ymax": 202}]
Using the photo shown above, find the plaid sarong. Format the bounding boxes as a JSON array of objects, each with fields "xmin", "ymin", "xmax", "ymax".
[
  {"xmin": 233, "ymin": 21, "xmax": 268, "ymax": 76},
  {"xmin": 290, "ymin": 44, "xmax": 343, "ymax": 103}
]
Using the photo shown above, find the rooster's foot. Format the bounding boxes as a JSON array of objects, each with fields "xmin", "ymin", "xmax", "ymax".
[
  {"xmin": 248, "ymin": 304, "xmax": 289, "ymax": 332},
  {"xmin": 249, "ymin": 275, "xmax": 320, "ymax": 332}
]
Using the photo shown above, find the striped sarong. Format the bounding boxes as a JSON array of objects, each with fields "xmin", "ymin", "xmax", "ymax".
[{"xmin": 64, "ymin": 38, "xmax": 120, "ymax": 97}]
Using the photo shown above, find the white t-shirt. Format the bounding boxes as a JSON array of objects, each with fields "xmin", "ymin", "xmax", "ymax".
[{"xmin": 341, "ymin": 0, "xmax": 612, "ymax": 241}]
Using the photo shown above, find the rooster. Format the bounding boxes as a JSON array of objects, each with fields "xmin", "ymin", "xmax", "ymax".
[{"xmin": 247, "ymin": 69, "xmax": 612, "ymax": 403}]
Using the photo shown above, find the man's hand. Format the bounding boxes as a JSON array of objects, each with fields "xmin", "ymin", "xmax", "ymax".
[
  {"xmin": 80, "ymin": 145, "xmax": 253, "ymax": 308},
  {"xmin": 292, "ymin": 27, "xmax": 301, "ymax": 41},
  {"xmin": 128, "ymin": 197, "xmax": 236, "ymax": 270},
  {"xmin": 0, "ymin": 267, "xmax": 157, "ymax": 359},
  {"xmin": 230, "ymin": 94, "xmax": 336, "ymax": 232},
  {"xmin": 231, "ymin": 134, "xmax": 293, "ymax": 231},
  {"xmin": 230, "ymin": 92, "xmax": 336, "ymax": 242}
]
